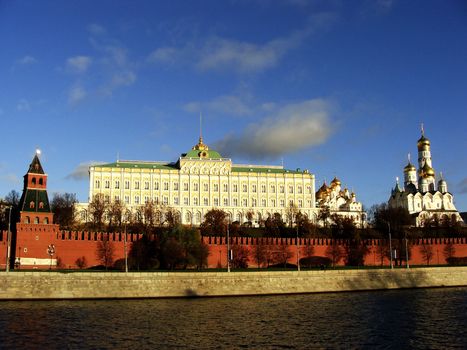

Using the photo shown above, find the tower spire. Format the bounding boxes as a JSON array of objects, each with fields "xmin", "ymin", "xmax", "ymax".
[
  {"xmin": 421, "ymin": 123, "xmax": 424, "ymax": 136},
  {"xmin": 199, "ymin": 112, "xmax": 203, "ymax": 143},
  {"xmin": 408, "ymin": 153, "xmax": 411, "ymax": 163}
]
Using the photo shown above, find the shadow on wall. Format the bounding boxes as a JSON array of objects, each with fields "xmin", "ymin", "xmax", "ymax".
[{"xmin": 341, "ymin": 269, "xmax": 429, "ymax": 291}]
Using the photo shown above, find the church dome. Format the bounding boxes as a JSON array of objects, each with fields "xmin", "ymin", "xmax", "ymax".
[
  {"xmin": 330, "ymin": 177, "xmax": 341, "ymax": 187},
  {"xmin": 421, "ymin": 163, "xmax": 435, "ymax": 178},
  {"xmin": 404, "ymin": 162, "xmax": 416, "ymax": 172},
  {"xmin": 417, "ymin": 135, "xmax": 430, "ymax": 150}
]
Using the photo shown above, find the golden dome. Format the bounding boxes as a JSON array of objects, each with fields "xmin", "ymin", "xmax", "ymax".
[
  {"xmin": 420, "ymin": 163, "xmax": 435, "ymax": 178},
  {"xmin": 404, "ymin": 162, "xmax": 416, "ymax": 172},
  {"xmin": 417, "ymin": 135, "xmax": 430, "ymax": 150},
  {"xmin": 330, "ymin": 176, "xmax": 341, "ymax": 187},
  {"xmin": 192, "ymin": 136, "xmax": 209, "ymax": 151}
]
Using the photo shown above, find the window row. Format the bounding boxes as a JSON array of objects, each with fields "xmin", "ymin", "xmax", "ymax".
[{"xmin": 95, "ymin": 180, "xmax": 311, "ymax": 194}]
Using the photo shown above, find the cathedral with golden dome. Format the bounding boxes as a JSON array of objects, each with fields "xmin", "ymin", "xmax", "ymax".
[
  {"xmin": 316, "ymin": 176, "xmax": 366, "ymax": 226},
  {"xmin": 388, "ymin": 127, "xmax": 463, "ymax": 227}
]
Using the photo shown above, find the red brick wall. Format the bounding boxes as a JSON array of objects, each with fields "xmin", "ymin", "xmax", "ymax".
[{"xmin": 6, "ymin": 224, "xmax": 467, "ymax": 270}]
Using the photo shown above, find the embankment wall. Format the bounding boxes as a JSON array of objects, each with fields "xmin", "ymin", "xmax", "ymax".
[{"xmin": 0, "ymin": 267, "xmax": 466, "ymax": 300}]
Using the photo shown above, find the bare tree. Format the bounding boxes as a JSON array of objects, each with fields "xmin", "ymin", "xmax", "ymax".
[
  {"xmin": 51, "ymin": 192, "xmax": 78, "ymax": 230},
  {"xmin": 285, "ymin": 203, "xmax": 299, "ymax": 227},
  {"xmin": 274, "ymin": 244, "xmax": 293, "ymax": 268},
  {"xmin": 420, "ymin": 243, "xmax": 434, "ymax": 265},
  {"xmin": 443, "ymin": 242, "xmax": 456, "ymax": 262},
  {"xmin": 96, "ymin": 237, "xmax": 115, "ymax": 269},
  {"xmin": 325, "ymin": 243, "xmax": 343, "ymax": 267},
  {"xmin": 252, "ymin": 243, "xmax": 268, "ymax": 268},
  {"xmin": 107, "ymin": 199, "xmax": 125, "ymax": 230},
  {"xmin": 75, "ymin": 256, "xmax": 87, "ymax": 269},
  {"xmin": 89, "ymin": 194, "xmax": 108, "ymax": 230}
]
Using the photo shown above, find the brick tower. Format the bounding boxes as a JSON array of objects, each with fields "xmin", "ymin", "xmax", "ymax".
[
  {"xmin": 18, "ymin": 152, "xmax": 54, "ymax": 225},
  {"xmin": 15, "ymin": 151, "xmax": 59, "ymax": 269}
]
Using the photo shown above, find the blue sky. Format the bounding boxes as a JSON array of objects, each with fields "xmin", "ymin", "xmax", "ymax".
[{"xmin": 1, "ymin": 0, "xmax": 466, "ymax": 211}]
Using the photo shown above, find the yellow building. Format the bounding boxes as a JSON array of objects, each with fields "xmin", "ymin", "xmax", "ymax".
[{"xmin": 77, "ymin": 137, "xmax": 317, "ymax": 226}]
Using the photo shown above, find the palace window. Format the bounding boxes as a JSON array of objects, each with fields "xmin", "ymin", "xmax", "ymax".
[
  {"xmin": 214, "ymin": 184, "xmax": 219, "ymax": 192},
  {"xmin": 163, "ymin": 196, "xmax": 168, "ymax": 205},
  {"xmin": 242, "ymin": 198, "xmax": 248, "ymax": 207},
  {"xmin": 193, "ymin": 183, "xmax": 199, "ymax": 191},
  {"xmin": 298, "ymin": 186, "xmax": 302, "ymax": 194},
  {"xmin": 252, "ymin": 198, "xmax": 257, "ymax": 207},
  {"xmin": 289, "ymin": 200, "xmax": 294, "ymax": 206},
  {"xmin": 214, "ymin": 198, "xmax": 219, "ymax": 206},
  {"xmin": 223, "ymin": 183, "xmax": 228, "ymax": 192},
  {"xmin": 233, "ymin": 198, "xmax": 238, "ymax": 206},
  {"xmin": 271, "ymin": 185, "xmax": 276, "ymax": 193},
  {"xmin": 184, "ymin": 197, "xmax": 189, "ymax": 205},
  {"xmin": 194, "ymin": 197, "xmax": 199, "ymax": 206},
  {"xmin": 223, "ymin": 198, "xmax": 228, "ymax": 206},
  {"xmin": 115, "ymin": 195, "xmax": 120, "ymax": 202},
  {"xmin": 261, "ymin": 199, "xmax": 266, "ymax": 207},
  {"xmin": 280, "ymin": 199, "xmax": 285, "ymax": 207},
  {"xmin": 144, "ymin": 196, "xmax": 149, "ymax": 204},
  {"xmin": 154, "ymin": 197, "xmax": 159, "ymax": 205},
  {"xmin": 307, "ymin": 185, "xmax": 312, "ymax": 194},
  {"xmin": 125, "ymin": 180, "xmax": 130, "ymax": 189},
  {"xmin": 280, "ymin": 186, "xmax": 284, "ymax": 193},
  {"xmin": 242, "ymin": 184, "xmax": 247, "ymax": 192},
  {"xmin": 261, "ymin": 184, "xmax": 266, "ymax": 193},
  {"xmin": 115, "ymin": 181, "xmax": 120, "ymax": 189},
  {"xmin": 204, "ymin": 198, "xmax": 209, "ymax": 206},
  {"xmin": 271, "ymin": 199, "xmax": 276, "ymax": 207},
  {"xmin": 134, "ymin": 196, "xmax": 140, "ymax": 205},
  {"xmin": 95, "ymin": 180, "xmax": 100, "ymax": 189},
  {"xmin": 135, "ymin": 181, "xmax": 140, "ymax": 190},
  {"xmin": 124, "ymin": 196, "xmax": 129, "ymax": 204},
  {"xmin": 289, "ymin": 185, "xmax": 293, "ymax": 194},
  {"xmin": 104, "ymin": 195, "xmax": 110, "ymax": 203},
  {"xmin": 164, "ymin": 182, "xmax": 169, "ymax": 191},
  {"xmin": 252, "ymin": 184, "xmax": 257, "ymax": 193},
  {"xmin": 184, "ymin": 182, "xmax": 189, "ymax": 191},
  {"xmin": 174, "ymin": 197, "xmax": 179, "ymax": 205},
  {"xmin": 298, "ymin": 200, "xmax": 303, "ymax": 208},
  {"xmin": 154, "ymin": 182, "xmax": 159, "ymax": 190},
  {"xmin": 173, "ymin": 183, "xmax": 179, "ymax": 191},
  {"xmin": 144, "ymin": 182, "xmax": 150, "ymax": 190},
  {"xmin": 233, "ymin": 184, "xmax": 238, "ymax": 192},
  {"xmin": 204, "ymin": 183, "xmax": 208, "ymax": 191}
]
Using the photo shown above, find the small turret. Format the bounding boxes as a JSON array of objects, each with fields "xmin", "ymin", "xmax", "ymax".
[{"xmin": 438, "ymin": 172, "xmax": 448, "ymax": 193}]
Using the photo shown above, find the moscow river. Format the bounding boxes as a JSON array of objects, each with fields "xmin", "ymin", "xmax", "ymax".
[{"xmin": 0, "ymin": 287, "xmax": 466, "ymax": 349}]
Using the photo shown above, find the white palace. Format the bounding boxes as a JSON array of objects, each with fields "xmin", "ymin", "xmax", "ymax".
[
  {"xmin": 77, "ymin": 136, "xmax": 318, "ymax": 226},
  {"xmin": 388, "ymin": 128, "xmax": 463, "ymax": 227}
]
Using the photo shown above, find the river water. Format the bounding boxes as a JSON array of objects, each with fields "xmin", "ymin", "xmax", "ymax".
[{"xmin": 0, "ymin": 287, "xmax": 466, "ymax": 349}]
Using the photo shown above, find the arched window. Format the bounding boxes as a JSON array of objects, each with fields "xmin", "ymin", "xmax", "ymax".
[
  {"xmin": 32, "ymin": 177, "xmax": 36, "ymax": 184},
  {"xmin": 43, "ymin": 217, "xmax": 49, "ymax": 224},
  {"xmin": 34, "ymin": 217, "xmax": 39, "ymax": 224},
  {"xmin": 29, "ymin": 201, "xmax": 35, "ymax": 209},
  {"xmin": 24, "ymin": 216, "xmax": 30, "ymax": 224},
  {"xmin": 39, "ymin": 178, "xmax": 43, "ymax": 185}
]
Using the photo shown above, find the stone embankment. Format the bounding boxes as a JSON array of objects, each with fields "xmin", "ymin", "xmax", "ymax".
[{"xmin": 0, "ymin": 267, "xmax": 466, "ymax": 300}]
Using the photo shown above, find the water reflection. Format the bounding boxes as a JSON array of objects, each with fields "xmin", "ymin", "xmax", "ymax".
[{"xmin": 0, "ymin": 288, "xmax": 466, "ymax": 349}]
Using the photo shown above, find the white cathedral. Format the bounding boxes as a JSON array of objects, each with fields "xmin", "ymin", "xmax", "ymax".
[{"xmin": 388, "ymin": 128, "xmax": 463, "ymax": 227}]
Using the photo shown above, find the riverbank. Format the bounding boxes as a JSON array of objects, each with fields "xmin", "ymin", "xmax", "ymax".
[{"xmin": 0, "ymin": 267, "xmax": 466, "ymax": 300}]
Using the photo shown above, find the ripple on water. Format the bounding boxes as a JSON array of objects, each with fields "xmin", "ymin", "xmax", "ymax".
[{"xmin": 0, "ymin": 287, "xmax": 466, "ymax": 349}]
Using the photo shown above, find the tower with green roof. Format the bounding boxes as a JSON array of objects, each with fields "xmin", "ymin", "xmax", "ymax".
[{"xmin": 17, "ymin": 151, "xmax": 54, "ymax": 225}]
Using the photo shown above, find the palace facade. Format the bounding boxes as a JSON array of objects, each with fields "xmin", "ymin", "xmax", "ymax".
[
  {"xmin": 77, "ymin": 137, "xmax": 318, "ymax": 226},
  {"xmin": 388, "ymin": 128, "xmax": 463, "ymax": 227}
]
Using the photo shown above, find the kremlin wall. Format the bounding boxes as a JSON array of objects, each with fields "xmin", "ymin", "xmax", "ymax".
[{"xmin": 1, "ymin": 228, "xmax": 466, "ymax": 270}]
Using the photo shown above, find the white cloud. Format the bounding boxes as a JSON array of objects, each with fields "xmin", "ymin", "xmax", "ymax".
[
  {"xmin": 68, "ymin": 86, "xmax": 87, "ymax": 105},
  {"xmin": 184, "ymin": 94, "xmax": 253, "ymax": 116},
  {"xmin": 100, "ymin": 71, "xmax": 136, "ymax": 96},
  {"xmin": 17, "ymin": 99, "xmax": 30, "ymax": 112},
  {"xmin": 87, "ymin": 23, "xmax": 106, "ymax": 36},
  {"xmin": 66, "ymin": 161, "xmax": 106, "ymax": 180},
  {"xmin": 17, "ymin": 55, "xmax": 37, "ymax": 65},
  {"xmin": 213, "ymin": 98, "xmax": 335, "ymax": 160},
  {"xmin": 66, "ymin": 56, "xmax": 92, "ymax": 73},
  {"xmin": 147, "ymin": 47, "xmax": 178, "ymax": 63}
]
